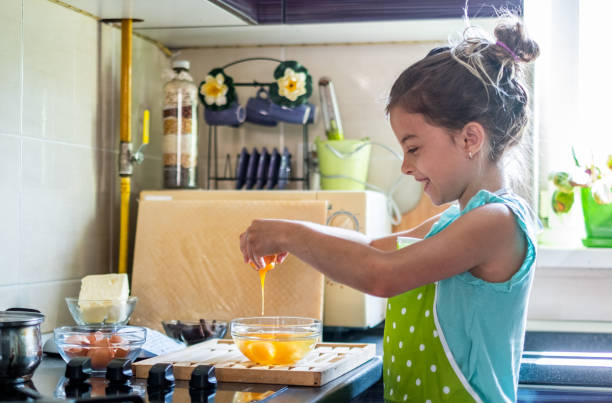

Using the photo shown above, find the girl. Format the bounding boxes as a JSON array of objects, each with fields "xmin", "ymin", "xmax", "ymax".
[{"xmin": 240, "ymin": 15, "xmax": 540, "ymax": 403}]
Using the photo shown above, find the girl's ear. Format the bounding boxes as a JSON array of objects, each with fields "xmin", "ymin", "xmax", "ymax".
[{"xmin": 461, "ymin": 121, "xmax": 486, "ymax": 158}]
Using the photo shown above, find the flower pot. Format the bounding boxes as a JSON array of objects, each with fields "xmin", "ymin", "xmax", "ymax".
[{"xmin": 581, "ymin": 187, "xmax": 612, "ymax": 247}]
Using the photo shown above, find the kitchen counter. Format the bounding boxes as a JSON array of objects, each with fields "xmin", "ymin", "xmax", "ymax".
[{"xmin": 25, "ymin": 326, "xmax": 612, "ymax": 402}]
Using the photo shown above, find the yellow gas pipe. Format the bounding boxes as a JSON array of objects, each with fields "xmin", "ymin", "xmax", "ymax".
[{"xmin": 118, "ymin": 19, "xmax": 133, "ymax": 275}]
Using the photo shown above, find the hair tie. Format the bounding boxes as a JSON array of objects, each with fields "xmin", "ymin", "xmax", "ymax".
[{"xmin": 495, "ymin": 40, "xmax": 519, "ymax": 62}]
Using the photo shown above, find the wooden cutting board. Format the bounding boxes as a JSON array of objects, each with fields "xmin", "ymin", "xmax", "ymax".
[
  {"xmin": 130, "ymin": 199, "xmax": 328, "ymax": 331},
  {"xmin": 132, "ymin": 339, "xmax": 376, "ymax": 387}
]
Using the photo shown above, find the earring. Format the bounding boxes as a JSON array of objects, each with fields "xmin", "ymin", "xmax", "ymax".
[{"xmin": 468, "ymin": 151, "xmax": 473, "ymax": 159}]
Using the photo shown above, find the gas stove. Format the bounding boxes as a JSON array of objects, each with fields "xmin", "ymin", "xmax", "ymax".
[
  {"xmin": 0, "ymin": 356, "xmax": 288, "ymax": 403},
  {"xmin": 1, "ymin": 353, "xmax": 382, "ymax": 403}
]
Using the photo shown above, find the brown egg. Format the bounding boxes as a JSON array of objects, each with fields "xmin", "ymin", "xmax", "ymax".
[
  {"xmin": 110, "ymin": 334, "xmax": 125, "ymax": 344},
  {"xmin": 87, "ymin": 347, "xmax": 114, "ymax": 369},
  {"xmin": 114, "ymin": 348, "xmax": 129, "ymax": 358}
]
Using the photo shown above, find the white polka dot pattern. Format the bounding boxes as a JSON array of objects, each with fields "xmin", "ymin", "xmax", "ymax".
[{"xmin": 383, "ymin": 282, "xmax": 474, "ymax": 401}]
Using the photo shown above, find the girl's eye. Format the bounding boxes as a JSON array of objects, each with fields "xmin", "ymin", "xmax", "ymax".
[{"xmin": 406, "ymin": 147, "xmax": 418, "ymax": 154}]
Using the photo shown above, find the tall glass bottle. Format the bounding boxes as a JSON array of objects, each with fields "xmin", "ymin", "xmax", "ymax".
[
  {"xmin": 163, "ymin": 60, "xmax": 198, "ymax": 188},
  {"xmin": 318, "ymin": 77, "xmax": 344, "ymax": 140}
]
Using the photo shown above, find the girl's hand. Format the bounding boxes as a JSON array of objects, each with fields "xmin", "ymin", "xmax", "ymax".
[{"xmin": 239, "ymin": 219, "xmax": 290, "ymax": 270}]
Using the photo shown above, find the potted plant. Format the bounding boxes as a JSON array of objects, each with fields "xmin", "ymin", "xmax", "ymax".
[{"xmin": 549, "ymin": 149, "xmax": 612, "ymax": 247}]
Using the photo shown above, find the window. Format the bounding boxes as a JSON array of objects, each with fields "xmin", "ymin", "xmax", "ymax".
[{"xmin": 526, "ymin": 0, "xmax": 612, "ymax": 247}]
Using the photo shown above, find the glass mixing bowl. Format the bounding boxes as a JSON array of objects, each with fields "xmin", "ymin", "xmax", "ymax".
[
  {"xmin": 54, "ymin": 325, "xmax": 146, "ymax": 372},
  {"xmin": 65, "ymin": 297, "xmax": 138, "ymax": 325},
  {"xmin": 231, "ymin": 316, "xmax": 322, "ymax": 366}
]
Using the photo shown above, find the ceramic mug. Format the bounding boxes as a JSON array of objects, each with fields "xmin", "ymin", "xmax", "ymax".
[
  {"xmin": 246, "ymin": 89, "xmax": 277, "ymax": 126},
  {"xmin": 204, "ymin": 101, "xmax": 246, "ymax": 126},
  {"xmin": 268, "ymin": 102, "xmax": 312, "ymax": 125}
]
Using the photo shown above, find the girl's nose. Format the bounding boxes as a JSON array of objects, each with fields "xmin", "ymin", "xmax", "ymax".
[{"xmin": 401, "ymin": 157, "xmax": 413, "ymax": 175}]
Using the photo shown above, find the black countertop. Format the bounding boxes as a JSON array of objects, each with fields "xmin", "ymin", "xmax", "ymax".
[{"xmin": 25, "ymin": 326, "xmax": 612, "ymax": 402}]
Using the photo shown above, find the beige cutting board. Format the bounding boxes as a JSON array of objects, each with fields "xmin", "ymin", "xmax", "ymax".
[
  {"xmin": 132, "ymin": 338, "xmax": 376, "ymax": 386},
  {"xmin": 130, "ymin": 200, "xmax": 327, "ymax": 331}
]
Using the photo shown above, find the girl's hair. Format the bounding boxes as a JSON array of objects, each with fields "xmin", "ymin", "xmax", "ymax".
[{"xmin": 387, "ymin": 14, "xmax": 540, "ymax": 162}]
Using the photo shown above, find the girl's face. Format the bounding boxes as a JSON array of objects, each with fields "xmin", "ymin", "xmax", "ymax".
[{"xmin": 390, "ymin": 107, "xmax": 470, "ymax": 206}]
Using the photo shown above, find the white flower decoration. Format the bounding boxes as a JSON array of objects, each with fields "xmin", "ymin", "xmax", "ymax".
[
  {"xmin": 277, "ymin": 68, "xmax": 307, "ymax": 102},
  {"xmin": 201, "ymin": 73, "xmax": 228, "ymax": 106},
  {"xmin": 592, "ymin": 178, "xmax": 612, "ymax": 205}
]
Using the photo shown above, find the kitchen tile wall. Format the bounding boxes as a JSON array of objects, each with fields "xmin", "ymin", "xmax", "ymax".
[{"xmin": 0, "ymin": 0, "xmax": 169, "ymax": 332}]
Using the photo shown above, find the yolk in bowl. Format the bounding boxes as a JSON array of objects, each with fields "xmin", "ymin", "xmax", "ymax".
[{"xmin": 235, "ymin": 333, "xmax": 318, "ymax": 365}]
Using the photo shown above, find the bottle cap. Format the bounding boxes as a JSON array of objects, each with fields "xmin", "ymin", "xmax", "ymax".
[{"xmin": 172, "ymin": 60, "xmax": 190, "ymax": 70}]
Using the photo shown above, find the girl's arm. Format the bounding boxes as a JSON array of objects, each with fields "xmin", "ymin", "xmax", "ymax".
[
  {"xmin": 369, "ymin": 212, "xmax": 444, "ymax": 251},
  {"xmin": 241, "ymin": 203, "xmax": 525, "ymax": 298}
]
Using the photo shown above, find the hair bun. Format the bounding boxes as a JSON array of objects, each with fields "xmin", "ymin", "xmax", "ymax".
[{"xmin": 494, "ymin": 16, "xmax": 540, "ymax": 63}]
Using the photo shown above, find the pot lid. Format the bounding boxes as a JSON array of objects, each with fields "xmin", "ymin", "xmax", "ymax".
[{"xmin": 0, "ymin": 311, "xmax": 44, "ymax": 327}]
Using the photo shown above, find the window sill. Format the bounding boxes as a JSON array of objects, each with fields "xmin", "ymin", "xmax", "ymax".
[
  {"xmin": 537, "ymin": 246, "xmax": 612, "ymax": 270},
  {"xmin": 527, "ymin": 320, "xmax": 612, "ymax": 333}
]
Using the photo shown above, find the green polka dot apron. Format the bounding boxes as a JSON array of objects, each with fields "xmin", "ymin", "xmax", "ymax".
[{"xmin": 383, "ymin": 240, "xmax": 482, "ymax": 402}]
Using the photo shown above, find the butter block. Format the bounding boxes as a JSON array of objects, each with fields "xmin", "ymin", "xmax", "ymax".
[
  {"xmin": 78, "ymin": 274, "xmax": 130, "ymax": 323},
  {"xmin": 78, "ymin": 273, "xmax": 129, "ymax": 300}
]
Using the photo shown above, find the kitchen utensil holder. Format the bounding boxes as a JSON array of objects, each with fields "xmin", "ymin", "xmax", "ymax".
[{"xmin": 205, "ymin": 57, "xmax": 311, "ymax": 190}]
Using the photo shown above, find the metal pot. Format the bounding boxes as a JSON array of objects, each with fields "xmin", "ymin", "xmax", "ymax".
[{"xmin": 0, "ymin": 308, "xmax": 45, "ymax": 383}]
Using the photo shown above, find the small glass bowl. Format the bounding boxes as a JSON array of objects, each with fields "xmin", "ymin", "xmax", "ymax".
[
  {"xmin": 161, "ymin": 319, "xmax": 227, "ymax": 345},
  {"xmin": 231, "ymin": 316, "xmax": 322, "ymax": 366},
  {"xmin": 65, "ymin": 297, "xmax": 138, "ymax": 325},
  {"xmin": 54, "ymin": 325, "xmax": 146, "ymax": 373}
]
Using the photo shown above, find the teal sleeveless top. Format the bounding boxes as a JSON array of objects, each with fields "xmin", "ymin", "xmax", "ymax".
[{"xmin": 384, "ymin": 189, "xmax": 540, "ymax": 402}]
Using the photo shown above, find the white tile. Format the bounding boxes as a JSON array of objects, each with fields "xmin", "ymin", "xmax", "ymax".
[
  {"xmin": 20, "ymin": 139, "xmax": 112, "ymax": 283},
  {"xmin": 132, "ymin": 34, "xmax": 171, "ymax": 159},
  {"xmin": 22, "ymin": 0, "xmax": 99, "ymax": 146},
  {"xmin": 0, "ymin": 285, "xmax": 21, "ymax": 311},
  {"xmin": 0, "ymin": 0, "xmax": 22, "ymax": 135},
  {"xmin": 19, "ymin": 279, "xmax": 81, "ymax": 332},
  {"xmin": 0, "ymin": 135, "xmax": 20, "ymax": 286}
]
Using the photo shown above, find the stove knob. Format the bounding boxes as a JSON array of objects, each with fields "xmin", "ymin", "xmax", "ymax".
[
  {"xmin": 65, "ymin": 357, "xmax": 92, "ymax": 383},
  {"xmin": 147, "ymin": 362, "xmax": 175, "ymax": 389},
  {"xmin": 189, "ymin": 365, "xmax": 217, "ymax": 390},
  {"xmin": 106, "ymin": 358, "xmax": 133, "ymax": 384}
]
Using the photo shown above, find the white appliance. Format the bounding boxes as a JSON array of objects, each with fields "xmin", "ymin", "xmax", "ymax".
[{"xmin": 139, "ymin": 190, "xmax": 392, "ymax": 328}]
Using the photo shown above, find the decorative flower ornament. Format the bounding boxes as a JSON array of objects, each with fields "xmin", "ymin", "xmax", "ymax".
[
  {"xmin": 277, "ymin": 68, "xmax": 307, "ymax": 101},
  {"xmin": 270, "ymin": 61, "xmax": 312, "ymax": 107},
  {"xmin": 198, "ymin": 68, "xmax": 236, "ymax": 111}
]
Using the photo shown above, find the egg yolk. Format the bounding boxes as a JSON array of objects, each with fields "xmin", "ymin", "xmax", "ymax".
[{"xmin": 235, "ymin": 333, "xmax": 318, "ymax": 365}]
